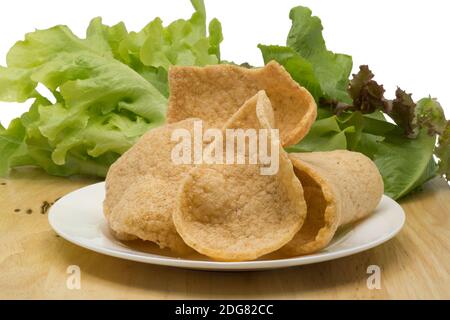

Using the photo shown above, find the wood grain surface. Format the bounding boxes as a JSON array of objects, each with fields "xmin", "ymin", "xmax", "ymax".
[{"xmin": 0, "ymin": 167, "xmax": 449, "ymax": 299}]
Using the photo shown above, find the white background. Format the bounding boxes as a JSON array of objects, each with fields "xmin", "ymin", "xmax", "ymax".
[{"xmin": 1, "ymin": 0, "xmax": 449, "ymax": 127}]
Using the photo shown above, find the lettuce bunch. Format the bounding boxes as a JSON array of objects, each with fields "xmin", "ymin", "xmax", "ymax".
[
  {"xmin": 260, "ymin": 6, "xmax": 449, "ymax": 199},
  {"xmin": 0, "ymin": 0, "xmax": 222, "ymax": 177}
]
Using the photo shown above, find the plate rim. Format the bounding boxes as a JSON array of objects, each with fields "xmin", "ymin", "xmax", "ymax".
[{"xmin": 48, "ymin": 182, "xmax": 406, "ymax": 271}]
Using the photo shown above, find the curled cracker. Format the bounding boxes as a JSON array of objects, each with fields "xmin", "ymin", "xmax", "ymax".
[
  {"xmin": 167, "ymin": 61, "xmax": 317, "ymax": 146},
  {"xmin": 173, "ymin": 91, "xmax": 307, "ymax": 261},
  {"xmin": 281, "ymin": 150, "xmax": 384, "ymax": 256}
]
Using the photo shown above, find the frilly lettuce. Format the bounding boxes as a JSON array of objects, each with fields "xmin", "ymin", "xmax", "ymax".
[{"xmin": 0, "ymin": 0, "xmax": 222, "ymax": 177}]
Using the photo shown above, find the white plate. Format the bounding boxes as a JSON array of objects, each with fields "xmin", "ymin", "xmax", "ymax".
[{"xmin": 48, "ymin": 182, "xmax": 405, "ymax": 271}]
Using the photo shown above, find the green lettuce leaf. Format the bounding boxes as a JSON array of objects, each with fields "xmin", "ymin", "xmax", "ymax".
[
  {"xmin": 342, "ymin": 112, "xmax": 440, "ymax": 199},
  {"xmin": 259, "ymin": 6, "xmax": 352, "ymax": 103},
  {"xmin": 286, "ymin": 116, "xmax": 353, "ymax": 152},
  {"xmin": 287, "ymin": 6, "xmax": 352, "ymax": 102},
  {"xmin": 139, "ymin": 0, "xmax": 222, "ymax": 69},
  {"xmin": 416, "ymin": 97, "xmax": 447, "ymax": 136},
  {"xmin": 258, "ymin": 45, "xmax": 322, "ymax": 100},
  {"xmin": 436, "ymin": 121, "xmax": 449, "ymax": 180},
  {"xmin": 0, "ymin": 67, "xmax": 36, "ymax": 102},
  {"xmin": 357, "ymin": 127, "xmax": 438, "ymax": 199},
  {"xmin": 0, "ymin": 118, "xmax": 28, "ymax": 176}
]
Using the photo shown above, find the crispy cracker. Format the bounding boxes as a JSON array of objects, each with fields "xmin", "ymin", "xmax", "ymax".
[
  {"xmin": 173, "ymin": 91, "xmax": 307, "ymax": 261},
  {"xmin": 167, "ymin": 61, "xmax": 317, "ymax": 146},
  {"xmin": 108, "ymin": 175, "xmax": 192, "ymax": 254},
  {"xmin": 104, "ymin": 118, "xmax": 198, "ymax": 218},
  {"xmin": 281, "ymin": 150, "xmax": 384, "ymax": 256}
]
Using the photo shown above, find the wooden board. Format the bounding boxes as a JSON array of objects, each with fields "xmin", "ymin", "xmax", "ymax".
[{"xmin": 0, "ymin": 167, "xmax": 449, "ymax": 299}]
